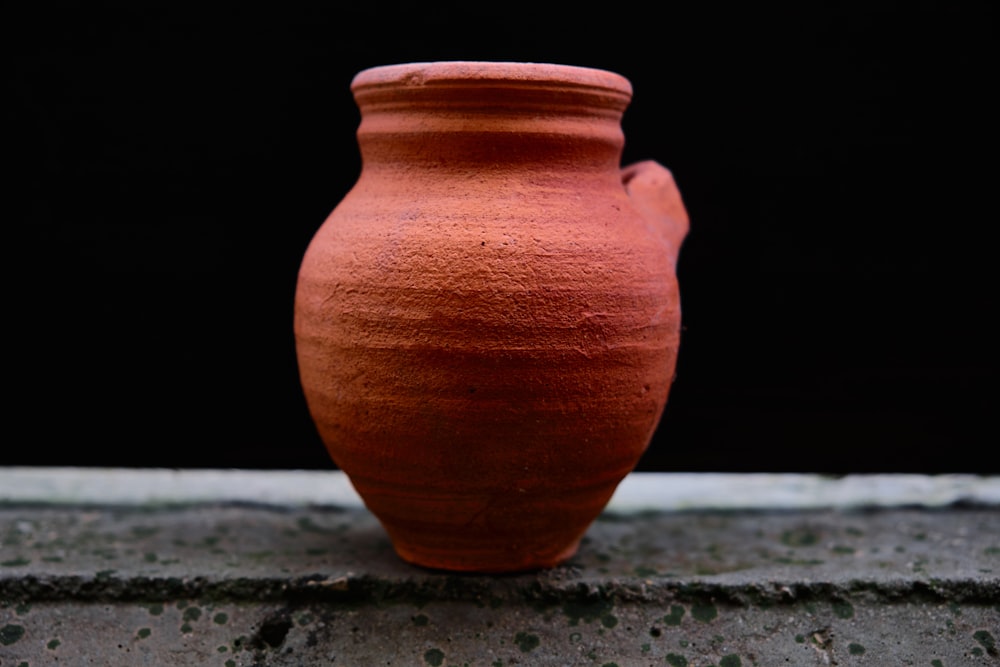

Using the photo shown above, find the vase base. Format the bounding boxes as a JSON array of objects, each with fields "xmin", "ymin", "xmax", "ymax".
[{"xmin": 392, "ymin": 537, "xmax": 582, "ymax": 574}]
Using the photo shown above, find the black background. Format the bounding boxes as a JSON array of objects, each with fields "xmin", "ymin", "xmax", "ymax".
[{"xmin": 9, "ymin": 3, "xmax": 995, "ymax": 473}]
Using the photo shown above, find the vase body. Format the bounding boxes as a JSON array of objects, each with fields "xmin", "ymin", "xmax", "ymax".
[{"xmin": 294, "ymin": 61, "xmax": 688, "ymax": 572}]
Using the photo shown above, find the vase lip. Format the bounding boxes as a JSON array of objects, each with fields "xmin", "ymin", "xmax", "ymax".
[{"xmin": 352, "ymin": 61, "xmax": 632, "ymax": 98}]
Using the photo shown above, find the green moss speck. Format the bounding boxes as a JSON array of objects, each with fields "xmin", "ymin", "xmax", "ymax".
[
  {"xmin": 562, "ymin": 597, "xmax": 614, "ymax": 626},
  {"xmin": 413, "ymin": 614, "xmax": 429, "ymax": 626},
  {"xmin": 848, "ymin": 643, "xmax": 865, "ymax": 655},
  {"xmin": 1, "ymin": 624, "xmax": 25, "ymax": 646},
  {"xmin": 143, "ymin": 552, "xmax": 157, "ymax": 562},
  {"xmin": 974, "ymin": 630, "xmax": 997, "ymax": 656},
  {"xmin": 601, "ymin": 663, "xmax": 620, "ymax": 667},
  {"xmin": 781, "ymin": 529, "xmax": 819, "ymax": 547},
  {"xmin": 795, "ymin": 634, "xmax": 806, "ymax": 643},
  {"xmin": 183, "ymin": 607, "xmax": 202, "ymax": 622},
  {"xmin": 147, "ymin": 603, "xmax": 164, "ymax": 616},
  {"xmin": 424, "ymin": 647, "xmax": 445, "ymax": 666},
  {"xmin": 226, "ymin": 661, "xmax": 236, "ymax": 667},
  {"xmin": 131, "ymin": 526, "xmax": 160, "ymax": 538},
  {"xmin": 691, "ymin": 603, "xmax": 718, "ymax": 623},
  {"xmin": 218, "ymin": 645, "xmax": 228, "ymax": 653},
  {"xmin": 931, "ymin": 660, "xmax": 944, "ymax": 667},
  {"xmin": 180, "ymin": 623, "xmax": 192, "ymax": 633},
  {"xmin": 296, "ymin": 516, "xmax": 328, "ymax": 533},
  {"xmin": 137, "ymin": 628, "xmax": 151, "ymax": 639},
  {"xmin": 832, "ymin": 601, "xmax": 855, "ymax": 619},
  {"xmin": 719, "ymin": 656, "xmax": 741, "ymax": 667},
  {"xmin": 1, "ymin": 557, "xmax": 30, "ymax": 567},
  {"xmin": 601, "ymin": 614, "xmax": 618, "ymax": 628},
  {"xmin": 515, "ymin": 631, "xmax": 540, "ymax": 652},
  {"xmin": 774, "ymin": 557, "xmax": 824, "ymax": 566},
  {"xmin": 666, "ymin": 654, "xmax": 688, "ymax": 667},
  {"xmin": 663, "ymin": 605, "xmax": 685, "ymax": 626},
  {"xmin": 213, "ymin": 612, "xmax": 228, "ymax": 625},
  {"xmin": 47, "ymin": 638, "xmax": 60, "ymax": 649}
]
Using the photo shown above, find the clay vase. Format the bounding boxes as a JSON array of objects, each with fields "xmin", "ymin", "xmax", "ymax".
[{"xmin": 294, "ymin": 61, "xmax": 689, "ymax": 572}]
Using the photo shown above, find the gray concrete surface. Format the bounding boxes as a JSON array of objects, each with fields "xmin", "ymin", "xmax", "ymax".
[{"xmin": 2, "ymin": 469, "xmax": 998, "ymax": 665}]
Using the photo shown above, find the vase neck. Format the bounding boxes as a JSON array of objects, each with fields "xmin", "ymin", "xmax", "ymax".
[{"xmin": 350, "ymin": 62, "xmax": 632, "ymax": 171}]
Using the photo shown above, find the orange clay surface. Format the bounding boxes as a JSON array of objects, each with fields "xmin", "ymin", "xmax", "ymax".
[{"xmin": 295, "ymin": 62, "xmax": 688, "ymax": 572}]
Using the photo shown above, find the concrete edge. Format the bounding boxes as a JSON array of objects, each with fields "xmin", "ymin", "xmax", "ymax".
[{"xmin": 2, "ymin": 468, "xmax": 999, "ymax": 510}]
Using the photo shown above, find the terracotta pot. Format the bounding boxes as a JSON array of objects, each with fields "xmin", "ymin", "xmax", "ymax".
[{"xmin": 294, "ymin": 61, "xmax": 689, "ymax": 572}]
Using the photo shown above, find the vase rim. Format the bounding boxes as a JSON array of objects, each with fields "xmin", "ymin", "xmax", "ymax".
[{"xmin": 352, "ymin": 61, "xmax": 632, "ymax": 97}]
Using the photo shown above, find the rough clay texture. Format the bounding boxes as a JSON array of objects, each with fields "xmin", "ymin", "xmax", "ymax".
[
  {"xmin": 2, "ymin": 502, "xmax": 998, "ymax": 665},
  {"xmin": 294, "ymin": 62, "xmax": 690, "ymax": 572}
]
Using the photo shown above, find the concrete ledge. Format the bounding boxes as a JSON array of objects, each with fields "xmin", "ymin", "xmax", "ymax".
[
  {"xmin": 2, "ymin": 469, "xmax": 999, "ymax": 665},
  {"xmin": 4, "ymin": 468, "xmax": 1000, "ymax": 509}
]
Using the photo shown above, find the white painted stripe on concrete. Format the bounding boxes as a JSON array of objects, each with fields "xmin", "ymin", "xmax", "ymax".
[
  {"xmin": 605, "ymin": 472, "xmax": 1000, "ymax": 511},
  {"xmin": 0, "ymin": 468, "xmax": 365, "ymax": 507},
  {"xmin": 1, "ymin": 468, "xmax": 998, "ymax": 510}
]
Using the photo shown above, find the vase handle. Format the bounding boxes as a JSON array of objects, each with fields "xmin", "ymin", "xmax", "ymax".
[{"xmin": 622, "ymin": 160, "xmax": 690, "ymax": 267}]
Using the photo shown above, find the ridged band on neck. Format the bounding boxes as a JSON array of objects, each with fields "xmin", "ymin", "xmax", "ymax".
[{"xmin": 351, "ymin": 61, "xmax": 632, "ymax": 116}]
